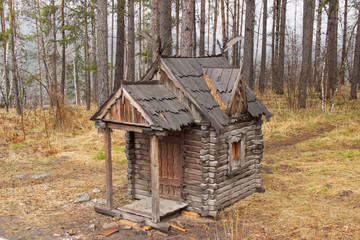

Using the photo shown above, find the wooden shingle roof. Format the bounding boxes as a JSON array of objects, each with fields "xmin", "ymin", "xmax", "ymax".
[
  {"xmin": 123, "ymin": 84, "xmax": 194, "ymax": 131},
  {"xmin": 91, "ymin": 56, "xmax": 272, "ymax": 133},
  {"xmin": 161, "ymin": 57, "xmax": 231, "ymax": 131},
  {"xmin": 204, "ymin": 67, "xmax": 273, "ymax": 121}
]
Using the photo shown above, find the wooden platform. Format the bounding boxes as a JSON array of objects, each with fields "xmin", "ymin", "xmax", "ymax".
[{"xmin": 118, "ymin": 197, "xmax": 188, "ymax": 220}]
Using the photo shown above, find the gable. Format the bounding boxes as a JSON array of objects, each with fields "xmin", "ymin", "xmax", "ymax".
[{"xmin": 91, "ymin": 88, "xmax": 152, "ymax": 127}]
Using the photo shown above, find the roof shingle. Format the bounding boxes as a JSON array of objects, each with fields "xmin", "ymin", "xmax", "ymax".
[{"xmin": 124, "ymin": 84, "xmax": 194, "ymax": 131}]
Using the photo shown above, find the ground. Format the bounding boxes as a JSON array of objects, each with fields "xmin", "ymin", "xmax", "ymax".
[{"xmin": 0, "ymin": 88, "xmax": 360, "ymax": 239}]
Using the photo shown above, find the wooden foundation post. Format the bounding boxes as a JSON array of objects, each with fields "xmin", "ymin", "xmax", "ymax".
[
  {"xmin": 104, "ymin": 126, "xmax": 113, "ymax": 209},
  {"xmin": 150, "ymin": 135, "xmax": 160, "ymax": 223}
]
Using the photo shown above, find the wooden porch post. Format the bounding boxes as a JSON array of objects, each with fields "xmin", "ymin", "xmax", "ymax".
[
  {"xmin": 150, "ymin": 135, "xmax": 160, "ymax": 223},
  {"xmin": 104, "ymin": 126, "xmax": 113, "ymax": 209}
]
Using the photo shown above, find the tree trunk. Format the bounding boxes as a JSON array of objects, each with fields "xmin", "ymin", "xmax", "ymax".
[
  {"xmin": 258, "ymin": 0, "xmax": 267, "ymax": 93},
  {"xmin": 180, "ymin": 0, "xmax": 194, "ymax": 57},
  {"xmin": 52, "ymin": 0, "xmax": 58, "ymax": 107},
  {"xmin": 254, "ymin": 2, "xmax": 262, "ymax": 76},
  {"xmin": 207, "ymin": 0, "xmax": 211, "ymax": 55},
  {"xmin": 9, "ymin": 0, "xmax": 21, "ymax": 115},
  {"xmin": 97, "ymin": 0, "xmax": 109, "ymax": 108},
  {"xmin": 127, "ymin": 0, "xmax": 135, "ymax": 81},
  {"xmin": 339, "ymin": 0, "xmax": 347, "ymax": 85},
  {"xmin": 220, "ymin": 0, "xmax": 226, "ymax": 55},
  {"xmin": 272, "ymin": 0, "xmax": 280, "ymax": 93},
  {"xmin": 298, "ymin": 0, "xmax": 315, "ymax": 108},
  {"xmin": 232, "ymin": 0, "xmax": 237, "ymax": 65},
  {"xmin": 84, "ymin": 0, "xmax": 91, "ymax": 110},
  {"xmin": 276, "ymin": 0, "xmax": 286, "ymax": 94},
  {"xmin": 193, "ymin": 2, "xmax": 196, "ymax": 57},
  {"xmin": 350, "ymin": 7, "xmax": 360, "ymax": 100},
  {"xmin": 238, "ymin": 0, "xmax": 245, "ymax": 61},
  {"xmin": 61, "ymin": 0, "xmax": 66, "ymax": 104},
  {"xmin": 242, "ymin": 0, "xmax": 255, "ymax": 89},
  {"xmin": 314, "ymin": 0, "xmax": 322, "ymax": 92},
  {"xmin": 176, "ymin": 0, "xmax": 180, "ymax": 55},
  {"xmin": 114, "ymin": 0, "xmax": 125, "ymax": 91},
  {"xmin": 325, "ymin": 0, "xmax": 338, "ymax": 97},
  {"xmin": 199, "ymin": 0, "xmax": 205, "ymax": 56},
  {"xmin": 1, "ymin": 3, "xmax": 10, "ymax": 111},
  {"xmin": 212, "ymin": 0, "xmax": 218, "ymax": 55},
  {"xmin": 151, "ymin": 0, "xmax": 159, "ymax": 61},
  {"xmin": 271, "ymin": 0, "xmax": 276, "ymax": 90},
  {"xmin": 37, "ymin": 0, "xmax": 51, "ymax": 104},
  {"xmin": 91, "ymin": 0, "xmax": 97, "ymax": 102},
  {"xmin": 159, "ymin": 0, "xmax": 172, "ymax": 56},
  {"xmin": 110, "ymin": 0, "xmax": 115, "ymax": 88},
  {"xmin": 138, "ymin": 1, "xmax": 142, "ymax": 78}
]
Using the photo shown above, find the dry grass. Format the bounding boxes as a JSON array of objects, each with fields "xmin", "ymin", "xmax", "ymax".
[
  {"xmin": 0, "ymin": 105, "xmax": 129, "ymax": 238},
  {"xmin": 217, "ymin": 87, "xmax": 360, "ymax": 239},
  {"xmin": 1, "ymin": 87, "xmax": 360, "ymax": 239}
]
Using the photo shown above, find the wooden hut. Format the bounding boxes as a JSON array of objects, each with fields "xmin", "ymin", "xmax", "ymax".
[{"xmin": 91, "ymin": 56, "xmax": 272, "ymax": 225}]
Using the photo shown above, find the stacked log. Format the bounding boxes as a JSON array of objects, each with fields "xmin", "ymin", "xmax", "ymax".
[
  {"xmin": 131, "ymin": 132, "xmax": 151, "ymax": 199},
  {"xmin": 125, "ymin": 131, "xmax": 135, "ymax": 199},
  {"xmin": 183, "ymin": 125, "xmax": 203, "ymax": 214},
  {"xmin": 214, "ymin": 119, "xmax": 264, "ymax": 210}
]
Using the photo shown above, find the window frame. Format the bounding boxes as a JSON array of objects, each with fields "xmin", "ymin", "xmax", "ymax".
[{"xmin": 227, "ymin": 134, "xmax": 246, "ymax": 172}]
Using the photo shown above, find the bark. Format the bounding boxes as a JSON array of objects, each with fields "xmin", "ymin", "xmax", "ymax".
[
  {"xmin": 35, "ymin": 18, "xmax": 42, "ymax": 108},
  {"xmin": 242, "ymin": 0, "xmax": 255, "ymax": 89},
  {"xmin": 91, "ymin": 0, "xmax": 97, "ymax": 102},
  {"xmin": 138, "ymin": 1, "xmax": 142, "ymax": 78},
  {"xmin": 271, "ymin": 0, "xmax": 276, "ymax": 89},
  {"xmin": 151, "ymin": 0, "xmax": 159, "ymax": 61},
  {"xmin": 314, "ymin": 0, "xmax": 322, "ymax": 92},
  {"xmin": 193, "ymin": 2, "xmax": 196, "ymax": 57},
  {"xmin": 259, "ymin": 0, "xmax": 267, "ymax": 93},
  {"xmin": 220, "ymin": 0, "xmax": 226, "ymax": 54},
  {"xmin": 212, "ymin": 0, "xmax": 218, "ymax": 55},
  {"xmin": 199, "ymin": 0, "xmax": 206, "ymax": 56},
  {"xmin": 9, "ymin": 0, "xmax": 21, "ymax": 115},
  {"xmin": 52, "ymin": 0, "xmax": 58, "ymax": 107},
  {"xmin": 272, "ymin": 0, "xmax": 280, "ymax": 93},
  {"xmin": 254, "ymin": 2, "xmax": 262, "ymax": 75},
  {"xmin": 114, "ymin": 0, "xmax": 125, "ymax": 91},
  {"xmin": 339, "ymin": 0, "xmax": 347, "ymax": 85},
  {"xmin": 350, "ymin": 8, "xmax": 360, "ymax": 100},
  {"xmin": 84, "ymin": 0, "xmax": 90, "ymax": 110},
  {"xmin": 159, "ymin": 0, "xmax": 172, "ymax": 56},
  {"xmin": 207, "ymin": 0, "xmax": 211, "ymax": 54},
  {"xmin": 37, "ymin": 0, "xmax": 51, "ymax": 103},
  {"xmin": 238, "ymin": 0, "xmax": 245, "ymax": 61},
  {"xmin": 110, "ymin": 0, "xmax": 115, "ymax": 88},
  {"xmin": 176, "ymin": 0, "xmax": 180, "ymax": 55},
  {"xmin": 61, "ymin": 0, "xmax": 65, "ymax": 104},
  {"xmin": 325, "ymin": 0, "xmax": 338, "ymax": 97},
  {"xmin": 180, "ymin": 0, "xmax": 194, "ymax": 57},
  {"xmin": 277, "ymin": 0, "xmax": 286, "ymax": 94},
  {"xmin": 97, "ymin": 0, "xmax": 109, "ymax": 108},
  {"xmin": 1, "ymin": 3, "xmax": 10, "ymax": 111},
  {"xmin": 127, "ymin": 0, "xmax": 135, "ymax": 81},
  {"xmin": 298, "ymin": 0, "xmax": 315, "ymax": 108},
  {"xmin": 232, "ymin": 0, "xmax": 237, "ymax": 65}
]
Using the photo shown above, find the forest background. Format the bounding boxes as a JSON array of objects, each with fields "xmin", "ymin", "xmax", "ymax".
[{"xmin": 0, "ymin": 0, "xmax": 360, "ymax": 239}]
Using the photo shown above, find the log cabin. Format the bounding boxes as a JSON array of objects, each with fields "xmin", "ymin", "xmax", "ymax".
[{"xmin": 91, "ymin": 56, "xmax": 272, "ymax": 225}]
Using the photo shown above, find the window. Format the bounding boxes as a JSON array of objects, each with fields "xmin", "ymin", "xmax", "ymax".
[{"xmin": 228, "ymin": 135, "xmax": 245, "ymax": 172}]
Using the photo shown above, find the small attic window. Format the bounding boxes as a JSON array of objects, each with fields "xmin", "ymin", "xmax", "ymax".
[{"xmin": 228, "ymin": 135, "xmax": 245, "ymax": 172}]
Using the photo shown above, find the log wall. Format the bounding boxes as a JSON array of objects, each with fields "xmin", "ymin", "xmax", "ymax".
[
  {"xmin": 125, "ymin": 118, "xmax": 264, "ymax": 217},
  {"xmin": 213, "ymin": 119, "xmax": 264, "ymax": 212},
  {"xmin": 126, "ymin": 132, "xmax": 151, "ymax": 199},
  {"xmin": 183, "ymin": 125, "xmax": 206, "ymax": 214}
]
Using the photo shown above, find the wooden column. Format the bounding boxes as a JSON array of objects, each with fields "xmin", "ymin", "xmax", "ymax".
[
  {"xmin": 150, "ymin": 135, "xmax": 160, "ymax": 223},
  {"xmin": 104, "ymin": 126, "xmax": 113, "ymax": 209}
]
